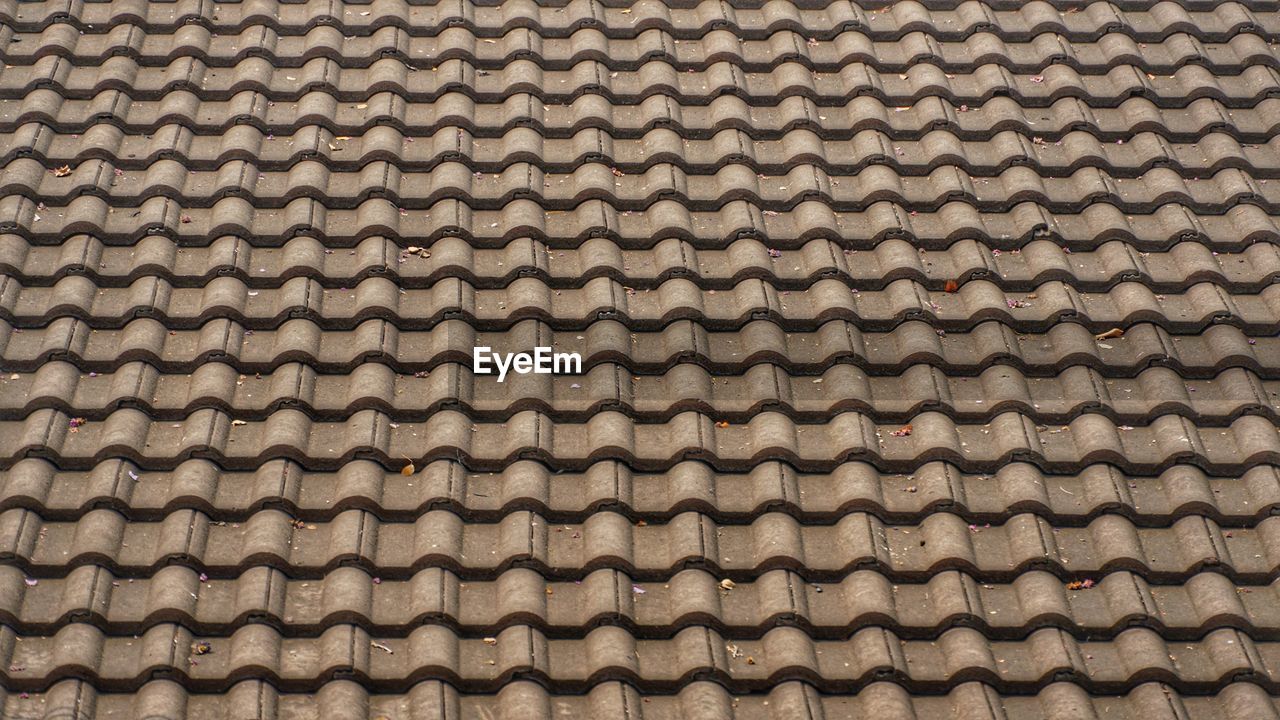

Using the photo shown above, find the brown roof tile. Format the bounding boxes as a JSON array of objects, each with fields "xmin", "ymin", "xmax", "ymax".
[
  {"xmin": 3, "ymin": 457, "xmax": 1279, "ymax": 525},
  {"xmin": 7, "ymin": 94, "xmax": 1280, "ymax": 144},
  {"xmin": 5, "ymin": 679, "xmax": 1275, "ymax": 720},
  {"xmin": 7, "ymin": 362, "xmax": 1280, "ymax": 426},
  {"xmin": 3, "ymin": 0, "xmax": 1280, "ymax": 717}
]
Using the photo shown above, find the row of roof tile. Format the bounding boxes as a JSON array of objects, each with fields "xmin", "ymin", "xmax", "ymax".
[
  {"xmin": 3, "ymin": 679, "xmax": 1273, "ymax": 720},
  {"xmin": 5, "ymin": 276, "xmax": 1280, "ymax": 333},
  {"xmin": 8, "ymin": 362, "xmax": 1278, "ymax": 425},
  {"xmin": 5, "ymin": 565, "xmax": 1279, "ymax": 640},
  {"xmin": 3, "ymin": 505, "xmax": 1280, "ymax": 581},
  {"xmin": 7, "ymin": 26, "xmax": 1279, "ymax": 73},
  {"xmin": 2, "ymin": 622, "xmax": 1277, "ymax": 693},
  {"xmin": 3, "ymin": 57, "xmax": 1276, "ymax": 105},
  {"xmin": 5, "ymin": 458, "xmax": 1276, "ymax": 526},
  {"xmin": 6, "ymin": 406, "xmax": 1280, "ymax": 474},
  {"xmin": 1, "ymin": 0, "xmax": 1272, "ymax": 40},
  {"xmin": 5, "ymin": 94, "xmax": 1278, "ymax": 143},
  {"xmin": 9, "ymin": 199, "xmax": 1280, "ymax": 252},
  {"xmin": 6, "ymin": 318, "xmax": 1277, "ymax": 376},
  {"xmin": 10, "ymin": 127, "xmax": 1280, "ymax": 178},
  {"xmin": 5, "ymin": 237, "xmax": 1280, "ymax": 294},
  {"xmin": 10, "ymin": 163, "xmax": 1280, "ymax": 215}
]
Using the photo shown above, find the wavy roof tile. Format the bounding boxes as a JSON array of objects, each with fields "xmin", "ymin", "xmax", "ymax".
[{"xmin": 3, "ymin": 1, "xmax": 1280, "ymax": 718}]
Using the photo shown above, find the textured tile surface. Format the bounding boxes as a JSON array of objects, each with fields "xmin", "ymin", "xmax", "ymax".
[{"xmin": 3, "ymin": 1, "xmax": 1280, "ymax": 718}]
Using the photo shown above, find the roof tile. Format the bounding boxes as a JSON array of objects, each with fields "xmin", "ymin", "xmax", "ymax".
[{"xmin": 4, "ymin": 0, "xmax": 1280, "ymax": 716}]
